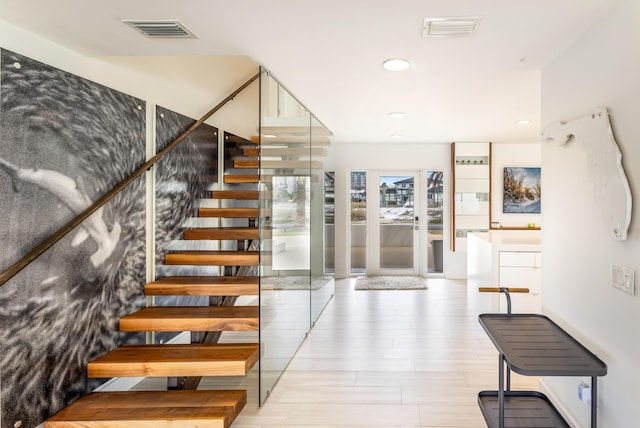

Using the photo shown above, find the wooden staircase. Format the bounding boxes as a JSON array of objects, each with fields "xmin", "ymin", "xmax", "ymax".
[{"xmin": 45, "ymin": 133, "xmax": 261, "ymax": 428}]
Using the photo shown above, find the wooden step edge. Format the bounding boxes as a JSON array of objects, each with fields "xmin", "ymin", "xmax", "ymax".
[
  {"xmin": 45, "ymin": 390, "xmax": 247, "ymax": 428},
  {"xmin": 253, "ymin": 133, "xmax": 331, "ymax": 145},
  {"xmin": 145, "ymin": 276, "xmax": 259, "ymax": 296},
  {"xmin": 164, "ymin": 251, "xmax": 259, "ymax": 267},
  {"xmin": 198, "ymin": 208, "xmax": 259, "ymax": 218},
  {"xmin": 260, "ymin": 160, "xmax": 323, "ymax": 169},
  {"xmin": 233, "ymin": 160, "xmax": 259, "ymax": 169},
  {"xmin": 259, "ymin": 147, "xmax": 328, "ymax": 157},
  {"xmin": 224, "ymin": 174, "xmax": 259, "ymax": 184},
  {"xmin": 211, "ymin": 190, "xmax": 259, "ymax": 200},
  {"xmin": 183, "ymin": 227, "xmax": 259, "ymax": 241},
  {"xmin": 119, "ymin": 306, "xmax": 260, "ymax": 332},
  {"xmin": 87, "ymin": 343, "xmax": 259, "ymax": 378}
]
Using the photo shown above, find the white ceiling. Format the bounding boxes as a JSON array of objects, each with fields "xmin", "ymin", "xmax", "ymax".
[{"xmin": 0, "ymin": 0, "xmax": 619, "ymax": 143}]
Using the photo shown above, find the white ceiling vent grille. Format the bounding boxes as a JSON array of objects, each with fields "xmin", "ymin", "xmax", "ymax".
[
  {"xmin": 422, "ymin": 17, "xmax": 482, "ymax": 38},
  {"xmin": 122, "ymin": 20, "xmax": 197, "ymax": 39}
]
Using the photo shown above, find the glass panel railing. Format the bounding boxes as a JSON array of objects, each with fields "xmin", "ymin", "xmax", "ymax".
[
  {"xmin": 259, "ymin": 69, "xmax": 311, "ymax": 403},
  {"xmin": 310, "ymin": 114, "xmax": 334, "ymax": 324}
]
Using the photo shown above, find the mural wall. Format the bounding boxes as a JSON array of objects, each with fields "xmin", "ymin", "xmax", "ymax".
[
  {"xmin": 0, "ymin": 49, "xmax": 147, "ymax": 428},
  {"xmin": 0, "ymin": 48, "xmax": 329, "ymax": 426},
  {"xmin": 154, "ymin": 106, "xmax": 218, "ymax": 343}
]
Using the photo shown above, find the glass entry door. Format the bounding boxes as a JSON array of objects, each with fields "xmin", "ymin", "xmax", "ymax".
[{"xmin": 367, "ymin": 171, "xmax": 420, "ymax": 275}]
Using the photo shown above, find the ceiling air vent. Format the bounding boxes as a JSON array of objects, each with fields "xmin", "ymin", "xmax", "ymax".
[
  {"xmin": 122, "ymin": 20, "xmax": 197, "ymax": 39},
  {"xmin": 422, "ymin": 17, "xmax": 482, "ymax": 38}
]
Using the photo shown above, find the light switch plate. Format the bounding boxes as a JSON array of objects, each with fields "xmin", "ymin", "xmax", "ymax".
[{"xmin": 611, "ymin": 264, "xmax": 635, "ymax": 295}]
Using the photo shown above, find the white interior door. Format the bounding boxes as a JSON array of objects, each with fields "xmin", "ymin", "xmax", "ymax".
[{"xmin": 366, "ymin": 170, "xmax": 420, "ymax": 275}]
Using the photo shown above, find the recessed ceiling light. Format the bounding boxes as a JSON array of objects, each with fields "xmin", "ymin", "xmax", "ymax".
[
  {"xmin": 391, "ymin": 134, "xmax": 403, "ymax": 139},
  {"xmin": 516, "ymin": 120, "xmax": 531, "ymax": 125},
  {"xmin": 263, "ymin": 134, "xmax": 277, "ymax": 138},
  {"xmin": 389, "ymin": 112, "xmax": 406, "ymax": 118},
  {"xmin": 383, "ymin": 58, "xmax": 410, "ymax": 71}
]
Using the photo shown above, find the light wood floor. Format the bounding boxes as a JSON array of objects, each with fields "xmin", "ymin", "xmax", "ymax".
[{"xmin": 137, "ymin": 278, "xmax": 539, "ymax": 427}]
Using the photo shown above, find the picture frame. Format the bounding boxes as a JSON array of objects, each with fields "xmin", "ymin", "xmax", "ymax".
[{"xmin": 503, "ymin": 167, "xmax": 541, "ymax": 213}]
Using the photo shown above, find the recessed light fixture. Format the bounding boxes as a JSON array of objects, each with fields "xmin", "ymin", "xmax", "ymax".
[
  {"xmin": 383, "ymin": 58, "xmax": 410, "ymax": 71},
  {"xmin": 391, "ymin": 134, "xmax": 403, "ymax": 139},
  {"xmin": 263, "ymin": 134, "xmax": 277, "ymax": 138},
  {"xmin": 389, "ymin": 112, "xmax": 406, "ymax": 118},
  {"xmin": 516, "ymin": 119, "xmax": 531, "ymax": 125}
]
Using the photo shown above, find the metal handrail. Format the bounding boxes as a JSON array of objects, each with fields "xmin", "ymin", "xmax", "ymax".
[{"xmin": 0, "ymin": 71, "xmax": 260, "ymax": 287}]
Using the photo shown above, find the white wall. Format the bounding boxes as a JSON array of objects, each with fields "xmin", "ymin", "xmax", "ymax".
[
  {"xmin": 490, "ymin": 143, "xmax": 542, "ymax": 228},
  {"xmin": 333, "ymin": 142, "xmax": 456, "ymax": 278},
  {"xmin": 541, "ymin": 0, "xmax": 640, "ymax": 426}
]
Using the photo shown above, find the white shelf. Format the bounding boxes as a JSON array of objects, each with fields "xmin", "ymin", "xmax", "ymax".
[{"xmin": 452, "ymin": 142, "xmax": 491, "ymax": 252}]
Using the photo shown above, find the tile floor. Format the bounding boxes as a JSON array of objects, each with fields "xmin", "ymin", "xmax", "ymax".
[
  {"xmin": 235, "ymin": 278, "xmax": 539, "ymax": 427},
  {"xmin": 137, "ymin": 277, "xmax": 539, "ymax": 427}
]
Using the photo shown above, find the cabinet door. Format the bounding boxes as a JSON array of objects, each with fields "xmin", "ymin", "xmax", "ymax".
[
  {"xmin": 499, "ymin": 267, "xmax": 541, "ymax": 293},
  {"xmin": 499, "ymin": 251, "xmax": 542, "ymax": 313},
  {"xmin": 499, "ymin": 251, "xmax": 537, "ymax": 267},
  {"xmin": 506, "ymin": 292, "xmax": 541, "ymax": 314}
]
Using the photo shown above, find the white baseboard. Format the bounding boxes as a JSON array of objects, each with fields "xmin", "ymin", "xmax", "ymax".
[
  {"xmin": 445, "ymin": 269, "xmax": 467, "ymax": 280},
  {"xmin": 334, "ymin": 269, "xmax": 348, "ymax": 279},
  {"xmin": 538, "ymin": 379, "xmax": 581, "ymax": 428}
]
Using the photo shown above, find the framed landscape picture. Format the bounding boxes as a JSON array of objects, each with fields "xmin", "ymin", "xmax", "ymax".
[{"xmin": 503, "ymin": 167, "xmax": 541, "ymax": 213}]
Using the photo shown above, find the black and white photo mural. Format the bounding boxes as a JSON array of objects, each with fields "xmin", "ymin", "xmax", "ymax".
[
  {"xmin": 154, "ymin": 106, "xmax": 218, "ymax": 343},
  {"xmin": 0, "ymin": 49, "xmax": 147, "ymax": 428}
]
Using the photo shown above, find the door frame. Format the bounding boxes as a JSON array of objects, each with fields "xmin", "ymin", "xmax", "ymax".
[{"xmin": 365, "ymin": 170, "xmax": 421, "ymax": 276}]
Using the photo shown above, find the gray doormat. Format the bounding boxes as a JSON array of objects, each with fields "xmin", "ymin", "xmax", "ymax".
[
  {"xmin": 354, "ymin": 276, "xmax": 428, "ymax": 290},
  {"xmin": 262, "ymin": 276, "xmax": 334, "ymax": 290}
]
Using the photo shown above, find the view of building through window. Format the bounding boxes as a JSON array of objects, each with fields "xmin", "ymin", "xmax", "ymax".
[
  {"xmin": 349, "ymin": 170, "xmax": 444, "ymax": 275},
  {"xmin": 350, "ymin": 171, "xmax": 366, "ymax": 273},
  {"xmin": 427, "ymin": 171, "xmax": 444, "ymax": 273}
]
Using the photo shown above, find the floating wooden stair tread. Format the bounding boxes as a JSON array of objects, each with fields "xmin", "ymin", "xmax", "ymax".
[
  {"xmin": 212, "ymin": 190, "xmax": 259, "ymax": 200},
  {"xmin": 87, "ymin": 343, "xmax": 259, "ymax": 378},
  {"xmin": 252, "ymin": 133, "xmax": 331, "ymax": 145},
  {"xmin": 165, "ymin": 250, "xmax": 259, "ymax": 266},
  {"xmin": 120, "ymin": 306, "xmax": 259, "ymax": 332},
  {"xmin": 145, "ymin": 276, "xmax": 259, "ymax": 296},
  {"xmin": 223, "ymin": 174, "xmax": 258, "ymax": 183},
  {"xmin": 45, "ymin": 389, "xmax": 246, "ymax": 428},
  {"xmin": 233, "ymin": 160, "xmax": 259, "ymax": 169},
  {"xmin": 183, "ymin": 227, "xmax": 259, "ymax": 240},
  {"xmin": 261, "ymin": 160, "xmax": 323, "ymax": 169},
  {"xmin": 235, "ymin": 159, "xmax": 323, "ymax": 169},
  {"xmin": 198, "ymin": 207, "xmax": 259, "ymax": 218},
  {"xmin": 242, "ymin": 147, "xmax": 259, "ymax": 157},
  {"xmin": 250, "ymin": 147, "xmax": 327, "ymax": 157}
]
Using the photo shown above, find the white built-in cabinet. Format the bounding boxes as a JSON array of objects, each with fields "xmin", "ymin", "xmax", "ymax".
[
  {"xmin": 466, "ymin": 231, "xmax": 542, "ymax": 314},
  {"xmin": 498, "ymin": 251, "xmax": 541, "ymax": 313},
  {"xmin": 452, "ymin": 142, "xmax": 490, "ymax": 251}
]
